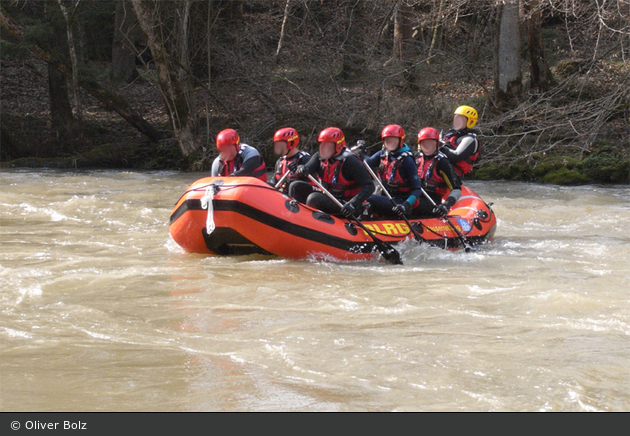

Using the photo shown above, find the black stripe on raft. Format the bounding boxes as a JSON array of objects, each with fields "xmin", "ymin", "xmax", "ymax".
[{"xmin": 170, "ymin": 199, "xmax": 377, "ymax": 254}]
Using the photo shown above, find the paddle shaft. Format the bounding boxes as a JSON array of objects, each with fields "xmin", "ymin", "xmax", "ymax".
[
  {"xmin": 306, "ymin": 174, "xmax": 403, "ymax": 265},
  {"xmin": 274, "ymin": 169, "xmax": 291, "ymax": 189},
  {"xmin": 419, "ymin": 187, "xmax": 473, "ymax": 251},
  {"xmin": 358, "ymin": 158, "xmax": 425, "ymax": 242}
]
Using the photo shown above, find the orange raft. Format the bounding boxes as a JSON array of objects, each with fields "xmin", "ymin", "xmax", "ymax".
[{"xmin": 169, "ymin": 177, "xmax": 497, "ymax": 261}]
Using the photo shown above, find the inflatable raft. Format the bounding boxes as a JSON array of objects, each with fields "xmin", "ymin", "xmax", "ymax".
[{"xmin": 169, "ymin": 177, "xmax": 497, "ymax": 262}]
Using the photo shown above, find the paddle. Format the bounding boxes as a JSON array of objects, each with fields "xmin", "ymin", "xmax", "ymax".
[
  {"xmin": 355, "ymin": 154, "xmax": 425, "ymax": 243},
  {"xmin": 306, "ymin": 174, "xmax": 403, "ymax": 265},
  {"xmin": 273, "ymin": 169, "xmax": 292, "ymax": 190},
  {"xmin": 419, "ymin": 187, "xmax": 475, "ymax": 252}
]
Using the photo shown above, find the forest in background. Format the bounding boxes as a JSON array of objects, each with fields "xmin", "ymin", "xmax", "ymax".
[{"xmin": 1, "ymin": 0, "xmax": 628, "ymax": 184}]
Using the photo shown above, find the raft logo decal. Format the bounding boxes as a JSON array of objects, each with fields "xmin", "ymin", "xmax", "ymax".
[
  {"xmin": 457, "ymin": 219, "xmax": 471, "ymax": 232},
  {"xmin": 362, "ymin": 222, "xmax": 409, "ymax": 235}
]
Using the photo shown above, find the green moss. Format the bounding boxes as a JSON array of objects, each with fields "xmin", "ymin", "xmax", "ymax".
[
  {"xmin": 553, "ymin": 58, "xmax": 589, "ymax": 79},
  {"xmin": 582, "ymin": 146, "xmax": 629, "ymax": 183},
  {"xmin": 531, "ymin": 156, "xmax": 581, "ymax": 178},
  {"xmin": 471, "ymin": 142, "xmax": 629, "ymax": 185},
  {"xmin": 541, "ymin": 167, "xmax": 589, "ymax": 185}
]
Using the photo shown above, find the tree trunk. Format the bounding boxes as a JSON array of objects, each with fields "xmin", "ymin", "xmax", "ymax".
[
  {"xmin": 178, "ymin": 0, "xmax": 192, "ymax": 83},
  {"xmin": 0, "ymin": 5, "xmax": 163, "ymax": 143},
  {"xmin": 56, "ymin": 0, "xmax": 83, "ymax": 121},
  {"xmin": 339, "ymin": 0, "xmax": 365, "ymax": 81},
  {"xmin": 496, "ymin": 0, "xmax": 522, "ymax": 106},
  {"xmin": 276, "ymin": 0, "xmax": 291, "ymax": 57},
  {"xmin": 111, "ymin": 0, "xmax": 139, "ymax": 83},
  {"xmin": 393, "ymin": 0, "xmax": 416, "ymax": 89},
  {"xmin": 523, "ymin": 0, "xmax": 555, "ymax": 92},
  {"xmin": 220, "ymin": 0, "xmax": 242, "ymax": 22},
  {"xmin": 428, "ymin": 0, "xmax": 445, "ymax": 63},
  {"xmin": 131, "ymin": 0, "xmax": 199, "ymax": 156},
  {"xmin": 48, "ymin": 64, "xmax": 74, "ymax": 134},
  {"xmin": 1, "ymin": 123, "xmax": 21, "ymax": 160},
  {"xmin": 393, "ymin": 0, "xmax": 412, "ymax": 61},
  {"xmin": 48, "ymin": 12, "xmax": 75, "ymax": 140}
]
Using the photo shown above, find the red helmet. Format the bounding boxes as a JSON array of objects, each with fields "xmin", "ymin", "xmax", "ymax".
[
  {"xmin": 318, "ymin": 127, "xmax": 346, "ymax": 154},
  {"xmin": 417, "ymin": 127, "xmax": 440, "ymax": 143},
  {"xmin": 381, "ymin": 124, "xmax": 405, "ymax": 142},
  {"xmin": 216, "ymin": 128, "xmax": 240, "ymax": 152},
  {"xmin": 273, "ymin": 127, "xmax": 300, "ymax": 150}
]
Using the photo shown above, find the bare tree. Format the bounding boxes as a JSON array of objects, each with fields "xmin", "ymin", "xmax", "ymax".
[
  {"xmin": 276, "ymin": 0, "xmax": 291, "ymax": 57},
  {"xmin": 111, "ymin": 0, "xmax": 139, "ymax": 83},
  {"xmin": 428, "ymin": 0, "xmax": 445, "ymax": 63},
  {"xmin": 524, "ymin": 0, "xmax": 555, "ymax": 91},
  {"xmin": 56, "ymin": 0, "xmax": 83, "ymax": 121},
  {"xmin": 393, "ymin": 0, "xmax": 413, "ymax": 61},
  {"xmin": 48, "ymin": 7, "xmax": 75, "ymax": 143},
  {"xmin": 496, "ymin": 0, "xmax": 522, "ymax": 106},
  {"xmin": 131, "ymin": 0, "xmax": 200, "ymax": 156},
  {"xmin": 0, "ymin": 5, "xmax": 162, "ymax": 143},
  {"xmin": 339, "ymin": 0, "xmax": 366, "ymax": 80}
]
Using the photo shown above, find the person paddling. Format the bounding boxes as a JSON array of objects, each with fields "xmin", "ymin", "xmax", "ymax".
[
  {"xmin": 439, "ymin": 105, "xmax": 481, "ymax": 178},
  {"xmin": 289, "ymin": 127, "xmax": 374, "ymax": 218},
  {"xmin": 210, "ymin": 128, "xmax": 267, "ymax": 182},
  {"xmin": 270, "ymin": 127, "xmax": 311, "ymax": 192},
  {"xmin": 363, "ymin": 124, "xmax": 422, "ymax": 219},
  {"xmin": 415, "ymin": 127, "xmax": 462, "ymax": 218}
]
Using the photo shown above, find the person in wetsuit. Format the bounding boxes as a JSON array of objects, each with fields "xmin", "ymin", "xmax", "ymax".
[
  {"xmin": 364, "ymin": 124, "xmax": 422, "ymax": 218},
  {"xmin": 439, "ymin": 105, "xmax": 481, "ymax": 178},
  {"xmin": 269, "ymin": 127, "xmax": 311, "ymax": 193},
  {"xmin": 210, "ymin": 128, "xmax": 267, "ymax": 182},
  {"xmin": 414, "ymin": 127, "xmax": 462, "ymax": 218},
  {"xmin": 289, "ymin": 127, "xmax": 374, "ymax": 218}
]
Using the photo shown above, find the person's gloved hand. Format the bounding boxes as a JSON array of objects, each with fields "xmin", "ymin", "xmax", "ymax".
[
  {"xmin": 295, "ymin": 165, "xmax": 309, "ymax": 177},
  {"xmin": 392, "ymin": 201, "xmax": 411, "ymax": 218},
  {"xmin": 433, "ymin": 197, "xmax": 456, "ymax": 218},
  {"xmin": 340, "ymin": 203, "xmax": 356, "ymax": 218},
  {"xmin": 287, "ymin": 160, "xmax": 298, "ymax": 172},
  {"xmin": 433, "ymin": 203, "xmax": 450, "ymax": 218},
  {"xmin": 352, "ymin": 140, "xmax": 369, "ymax": 160}
]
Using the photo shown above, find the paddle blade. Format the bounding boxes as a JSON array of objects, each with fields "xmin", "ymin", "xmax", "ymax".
[{"xmin": 375, "ymin": 240, "xmax": 403, "ymax": 265}]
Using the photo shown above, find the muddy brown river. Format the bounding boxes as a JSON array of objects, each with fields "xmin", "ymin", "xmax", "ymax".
[{"xmin": 1, "ymin": 169, "xmax": 628, "ymax": 411}]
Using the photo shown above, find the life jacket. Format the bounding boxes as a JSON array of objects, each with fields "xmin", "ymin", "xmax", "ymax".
[
  {"xmin": 417, "ymin": 152, "xmax": 449, "ymax": 197},
  {"xmin": 319, "ymin": 149, "xmax": 361, "ymax": 200},
  {"xmin": 378, "ymin": 146, "xmax": 414, "ymax": 195},
  {"xmin": 273, "ymin": 151, "xmax": 309, "ymax": 183},
  {"xmin": 218, "ymin": 144, "xmax": 267, "ymax": 182},
  {"xmin": 442, "ymin": 129, "xmax": 480, "ymax": 177}
]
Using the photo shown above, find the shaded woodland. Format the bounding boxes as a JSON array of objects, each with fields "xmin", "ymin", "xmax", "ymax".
[{"xmin": 1, "ymin": 0, "xmax": 628, "ymax": 184}]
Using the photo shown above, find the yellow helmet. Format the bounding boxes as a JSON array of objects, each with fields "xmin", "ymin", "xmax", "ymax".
[{"xmin": 454, "ymin": 105, "xmax": 478, "ymax": 129}]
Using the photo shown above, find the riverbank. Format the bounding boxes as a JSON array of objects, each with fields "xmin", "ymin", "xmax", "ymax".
[
  {"xmin": 2, "ymin": 128, "xmax": 627, "ymax": 185},
  {"xmin": 1, "ymin": 58, "xmax": 628, "ymax": 185}
]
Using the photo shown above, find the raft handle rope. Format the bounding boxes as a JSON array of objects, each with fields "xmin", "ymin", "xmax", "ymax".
[{"xmin": 200, "ymin": 184, "xmax": 221, "ymax": 235}]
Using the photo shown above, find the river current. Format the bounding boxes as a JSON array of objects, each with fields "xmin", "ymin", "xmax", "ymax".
[{"xmin": 1, "ymin": 169, "xmax": 628, "ymax": 411}]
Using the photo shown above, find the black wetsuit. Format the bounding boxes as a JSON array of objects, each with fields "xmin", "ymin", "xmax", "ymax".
[{"xmin": 288, "ymin": 149, "xmax": 375, "ymax": 215}]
